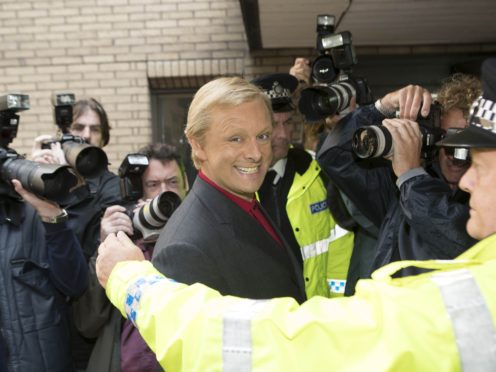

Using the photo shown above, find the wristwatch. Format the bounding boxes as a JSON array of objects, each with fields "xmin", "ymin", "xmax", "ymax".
[{"xmin": 40, "ymin": 209, "xmax": 69, "ymax": 224}]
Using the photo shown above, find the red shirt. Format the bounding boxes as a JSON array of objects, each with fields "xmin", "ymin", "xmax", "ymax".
[{"xmin": 199, "ymin": 171, "xmax": 283, "ymax": 246}]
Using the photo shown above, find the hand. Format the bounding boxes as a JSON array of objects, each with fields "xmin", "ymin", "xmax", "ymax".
[
  {"xmin": 96, "ymin": 231, "xmax": 145, "ymax": 288},
  {"xmin": 100, "ymin": 205, "xmax": 134, "ymax": 242},
  {"xmin": 12, "ymin": 179, "xmax": 64, "ymax": 218},
  {"xmin": 289, "ymin": 58, "xmax": 311, "ymax": 84},
  {"xmin": 380, "ymin": 85, "xmax": 432, "ymax": 120},
  {"xmin": 382, "ymin": 119, "xmax": 422, "ymax": 177},
  {"xmin": 31, "ymin": 135, "xmax": 67, "ymax": 165}
]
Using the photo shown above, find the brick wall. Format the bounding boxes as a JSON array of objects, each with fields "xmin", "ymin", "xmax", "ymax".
[
  {"xmin": 0, "ymin": 0, "xmax": 253, "ymax": 170},
  {"xmin": 0, "ymin": 0, "xmax": 494, "ymax": 171}
]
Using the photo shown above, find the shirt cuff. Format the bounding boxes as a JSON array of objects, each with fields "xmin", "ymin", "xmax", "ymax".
[{"xmin": 396, "ymin": 167, "xmax": 428, "ymax": 189}]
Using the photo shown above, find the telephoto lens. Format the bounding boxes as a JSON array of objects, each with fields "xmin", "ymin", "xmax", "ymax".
[
  {"xmin": 133, "ymin": 191, "xmax": 182, "ymax": 242},
  {"xmin": 351, "ymin": 126, "xmax": 393, "ymax": 159},
  {"xmin": 0, "ymin": 152, "xmax": 80, "ymax": 202},
  {"xmin": 299, "ymin": 81, "xmax": 356, "ymax": 121}
]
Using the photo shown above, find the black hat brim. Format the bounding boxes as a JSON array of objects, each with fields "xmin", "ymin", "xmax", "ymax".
[{"xmin": 437, "ymin": 125, "xmax": 496, "ymax": 148}]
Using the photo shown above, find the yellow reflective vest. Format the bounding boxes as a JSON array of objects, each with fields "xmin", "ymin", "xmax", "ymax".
[
  {"xmin": 261, "ymin": 156, "xmax": 354, "ymax": 298},
  {"xmin": 107, "ymin": 233, "xmax": 496, "ymax": 372}
]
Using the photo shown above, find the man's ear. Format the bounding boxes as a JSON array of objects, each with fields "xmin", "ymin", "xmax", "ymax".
[{"xmin": 189, "ymin": 137, "xmax": 207, "ymax": 163}]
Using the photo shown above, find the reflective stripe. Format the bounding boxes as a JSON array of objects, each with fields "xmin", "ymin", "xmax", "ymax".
[
  {"xmin": 301, "ymin": 225, "xmax": 350, "ymax": 260},
  {"xmin": 223, "ymin": 299, "xmax": 267, "ymax": 372},
  {"xmin": 431, "ymin": 269, "xmax": 496, "ymax": 371}
]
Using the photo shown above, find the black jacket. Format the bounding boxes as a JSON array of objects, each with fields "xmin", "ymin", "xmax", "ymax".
[
  {"xmin": 317, "ymin": 104, "xmax": 476, "ymax": 277},
  {"xmin": 152, "ymin": 176, "xmax": 307, "ymax": 303},
  {"xmin": 0, "ymin": 197, "xmax": 87, "ymax": 372},
  {"xmin": 61, "ymin": 169, "xmax": 122, "ymax": 260}
]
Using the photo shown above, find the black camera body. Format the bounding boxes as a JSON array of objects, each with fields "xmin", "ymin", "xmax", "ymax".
[
  {"xmin": 118, "ymin": 153, "xmax": 181, "ymax": 242},
  {"xmin": 299, "ymin": 15, "xmax": 373, "ymax": 122},
  {"xmin": 0, "ymin": 94, "xmax": 79, "ymax": 201},
  {"xmin": 352, "ymin": 103, "xmax": 443, "ymax": 159}
]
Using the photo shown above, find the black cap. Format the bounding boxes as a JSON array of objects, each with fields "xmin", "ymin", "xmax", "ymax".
[
  {"xmin": 438, "ymin": 58, "xmax": 496, "ymax": 148},
  {"xmin": 251, "ymin": 73, "xmax": 298, "ymax": 113}
]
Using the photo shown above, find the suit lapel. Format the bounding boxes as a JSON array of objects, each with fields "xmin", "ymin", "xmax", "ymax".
[{"xmin": 192, "ymin": 177, "xmax": 306, "ymax": 299}]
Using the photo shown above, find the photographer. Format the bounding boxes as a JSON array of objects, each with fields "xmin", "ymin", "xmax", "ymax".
[
  {"xmin": 31, "ymin": 97, "xmax": 121, "ymax": 369},
  {"xmin": 317, "ymin": 74, "xmax": 481, "ymax": 276},
  {"xmin": 31, "ymin": 98, "xmax": 121, "ymax": 260},
  {"xmin": 73, "ymin": 143, "xmax": 187, "ymax": 372},
  {"xmin": 0, "ymin": 178, "xmax": 88, "ymax": 371}
]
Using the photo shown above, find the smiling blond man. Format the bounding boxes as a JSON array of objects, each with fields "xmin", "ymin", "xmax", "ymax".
[{"xmin": 150, "ymin": 76, "xmax": 306, "ymax": 303}]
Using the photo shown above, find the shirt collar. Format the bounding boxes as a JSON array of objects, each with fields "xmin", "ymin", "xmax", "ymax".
[
  {"xmin": 269, "ymin": 158, "xmax": 287, "ymax": 184},
  {"xmin": 198, "ymin": 171, "xmax": 257, "ymax": 213}
]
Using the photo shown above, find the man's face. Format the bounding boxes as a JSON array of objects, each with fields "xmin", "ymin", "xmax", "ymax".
[
  {"xmin": 271, "ymin": 111, "xmax": 294, "ymax": 165},
  {"xmin": 70, "ymin": 109, "xmax": 103, "ymax": 147},
  {"xmin": 459, "ymin": 148, "xmax": 496, "ymax": 240},
  {"xmin": 191, "ymin": 99, "xmax": 273, "ymax": 201},
  {"xmin": 142, "ymin": 158, "xmax": 187, "ymax": 200},
  {"xmin": 439, "ymin": 109, "xmax": 470, "ymax": 188}
]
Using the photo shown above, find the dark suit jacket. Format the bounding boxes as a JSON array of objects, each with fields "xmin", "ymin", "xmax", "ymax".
[{"xmin": 152, "ymin": 176, "xmax": 307, "ymax": 303}]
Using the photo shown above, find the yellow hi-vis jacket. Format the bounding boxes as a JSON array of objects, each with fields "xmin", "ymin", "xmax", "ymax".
[
  {"xmin": 261, "ymin": 157, "xmax": 354, "ymax": 298},
  {"xmin": 107, "ymin": 233, "xmax": 496, "ymax": 372}
]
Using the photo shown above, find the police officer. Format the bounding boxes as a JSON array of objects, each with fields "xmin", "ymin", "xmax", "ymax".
[{"xmin": 252, "ymin": 73, "xmax": 354, "ymax": 298}]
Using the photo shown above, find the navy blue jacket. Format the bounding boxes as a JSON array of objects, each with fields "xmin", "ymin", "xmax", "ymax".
[
  {"xmin": 317, "ymin": 104, "xmax": 476, "ymax": 276},
  {"xmin": 0, "ymin": 197, "xmax": 88, "ymax": 372}
]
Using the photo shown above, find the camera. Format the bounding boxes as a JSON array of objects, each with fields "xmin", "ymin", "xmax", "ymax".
[
  {"xmin": 299, "ymin": 75, "xmax": 372, "ymax": 121},
  {"xmin": 0, "ymin": 94, "xmax": 79, "ymax": 201},
  {"xmin": 351, "ymin": 103, "xmax": 443, "ymax": 159},
  {"xmin": 118, "ymin": 153, "xmax": 181, "ymax": 242},
  {"xmin": 41, "ymin": 92, "xmax": 108, "ymax": 178},
  {"xmin": 299, "ymin": 14, "xmax": 373, "ymax": 121},
  {"xmin": 42, "ymin": 134, "xmax": 108, "ymax": 178},
  {"xmin": 130, "ymin": 191, "xmax": 181, "ymax": 242}
]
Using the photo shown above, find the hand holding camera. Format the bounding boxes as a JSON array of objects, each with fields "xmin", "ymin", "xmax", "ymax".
[
  {"xmin": 379, "ymin": 84, "xmax": 432, "ymax": 120},
  {"xmin": 290, "ymin": 58, "xmax": 311, "ymax": 84},
  {"xmin": 382, "ymin": 118, "xmax": 422, "ymax": 177},
  {"xmin": 100, "ymin": 205, "xmax": 134, "ymax": 242},
  {"xmin": 31, "ymin": 134, "xmax": 67, "ymax": 165}
]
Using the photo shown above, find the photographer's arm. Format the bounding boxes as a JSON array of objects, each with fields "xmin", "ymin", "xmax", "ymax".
[
  {"xmin": 399, "ymin": 175, "xmax": 477, "ymax": 258},
  {"xmin": 317, "ymin": 106, "xmax": 396, "ymax": 228},
  {"xmin": 12, "ymin": 179, "xmax": 88, "ymax": 297}
]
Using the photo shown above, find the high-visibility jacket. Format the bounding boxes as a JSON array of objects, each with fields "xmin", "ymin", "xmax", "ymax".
[
  {"xmin": 260, "ymin": 154, "xmax": 354, "ymax": 298},
  {"xmin": 107, "ymin": 233, "xmax": 496, "ymax": 372}
]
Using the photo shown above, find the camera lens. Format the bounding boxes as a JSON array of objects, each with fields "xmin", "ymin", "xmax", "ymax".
[
  {"xmin": 312, "ymin": 55, "xmax": 338, "ymax": 84},
  {"xmin": 299, "ymin": 81, "xmax": 355, "ymax": 121},
  {"xmin": 352, "ymin": 126, "xmax": 393, "ymax": 159},
  {"xmin": 1, "ymin": 158, "xmax": 78, "ymax": 202},
  {"xmin": 132, "ymin": 191, "xmax": 181, "ymax": 242},
  {"xmin": 62, "ymin": 141, "xmax": 108, "ymax": 177}
]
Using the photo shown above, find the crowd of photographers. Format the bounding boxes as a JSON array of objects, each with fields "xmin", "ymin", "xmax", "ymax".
[{"xmin": 0, "ymin": 16, "xmax": 491, "ymax": 369}]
